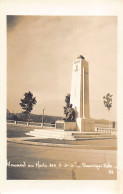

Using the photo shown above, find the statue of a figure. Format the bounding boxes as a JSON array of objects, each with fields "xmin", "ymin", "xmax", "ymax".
[{"xmin": 63, "ymin": 104, "xmax": 75, "ymax": 122}]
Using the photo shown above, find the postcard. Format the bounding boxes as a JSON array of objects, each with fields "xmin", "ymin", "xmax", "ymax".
[{"xmin": 0, "ymin": 0, "xmax": 123, "ymax": 194}]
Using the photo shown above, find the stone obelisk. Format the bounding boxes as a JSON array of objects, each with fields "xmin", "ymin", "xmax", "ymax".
[{"xmin": 70, "ymin": 55, "xmax": 94, "ymax": 132}]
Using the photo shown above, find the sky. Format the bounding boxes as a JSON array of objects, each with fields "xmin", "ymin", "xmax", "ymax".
[{"xmin": 7, "ymin": 16, "xmax": 117, "ymax": 120}]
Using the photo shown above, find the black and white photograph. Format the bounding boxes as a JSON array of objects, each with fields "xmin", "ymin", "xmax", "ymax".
[
  {"xmin": 0, "ymin": 0, "xmax": 123, "ymax": 194},
  {"xmin": 7, "ymin": 15, "xmax": 117, "ymax": 180}
]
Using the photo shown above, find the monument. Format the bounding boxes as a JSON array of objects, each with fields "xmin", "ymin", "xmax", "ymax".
[
  {"xmin": 55, "ymin": 55, "xmax": 94, "ymax": 132},
  {"xmin": 70, "ymin": 55, "xmax": 94, "ymax": 132}
]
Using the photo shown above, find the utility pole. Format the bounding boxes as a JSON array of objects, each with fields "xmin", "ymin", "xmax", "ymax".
[{"xmin": 42, "ymin": 108, "xmax": 45, "ymax": 127}]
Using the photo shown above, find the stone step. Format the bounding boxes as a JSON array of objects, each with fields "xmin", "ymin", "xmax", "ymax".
[
  {"xmin": 28, "ymin": 131, "xmax": 64, "ymax": 137},
  {"xmin": 72, "ymin": 132, "xmax": 111, "ymax": 135},
  {"xmin": 34, "ymin": 129, "xmax": 64, "ymax": 132},
  {"xmin": 33, "ymin": 130, "xmax": 112, "ymax": 136},
  {"xmin": 26, "ymin": 129, "xmax": 116, "ymax": 141},
  {"xmin": 25, "ymin": 132, "xmax": 75, "ymax": 140},
  {"xmin": 29, "ymin": 131, "xmax": 73, "ymax": 136},
  {"xmin": 73, "ymin": 134, "xmax": 116, "ymax": 138},
  {"xmin": 75, "ymin": 137, "xmax": 115, "ymax": 140},
  {"xmin": 33, "ymin": 129, "xmax": 72, "ymax": 134}
]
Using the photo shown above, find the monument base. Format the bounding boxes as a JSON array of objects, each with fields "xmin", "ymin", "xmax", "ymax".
[
  {"xmin": 55, "ymin": 120, "xmax": 77, "ymax": 131},
  {"xmin": 76, "ymin": 118, "xmax": 95, "ymax": 132}
]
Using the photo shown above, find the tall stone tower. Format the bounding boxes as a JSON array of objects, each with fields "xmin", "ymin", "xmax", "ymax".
[{"xmin": 70, "ymin": 55, "xmax": 94, "ymax": 132}]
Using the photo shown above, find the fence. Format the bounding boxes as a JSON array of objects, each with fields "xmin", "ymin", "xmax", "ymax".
[
  {"xmin": 7, "ymin": 120, "xmax": 55, "ymax": 128},
  {"xmin": 95, "ymin": 127, "xmax": 117, "ymax": 135}
]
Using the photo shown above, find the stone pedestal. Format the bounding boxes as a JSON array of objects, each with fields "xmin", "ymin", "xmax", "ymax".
[
  {"xmin": 76, "ymin": 118, "xmax": 95, "ymax": 132},
  {"xmin": 55, "ymin": 120, "xmax": 77, "ymax": 131}
]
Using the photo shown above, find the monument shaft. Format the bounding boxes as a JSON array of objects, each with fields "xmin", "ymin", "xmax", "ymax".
[{"xmin": 70, "ymin": 56, "xmax": 94, "ymax": 132}]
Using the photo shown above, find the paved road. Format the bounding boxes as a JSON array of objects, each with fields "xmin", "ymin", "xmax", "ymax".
[{"xmin": 7, "ymin": 142, "xmax": 117, "ymax": 180}]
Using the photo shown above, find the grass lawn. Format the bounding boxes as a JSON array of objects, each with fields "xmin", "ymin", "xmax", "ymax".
[{"xmin": 7, "ymin": 124, "xmax": 34, "ymax": 138}]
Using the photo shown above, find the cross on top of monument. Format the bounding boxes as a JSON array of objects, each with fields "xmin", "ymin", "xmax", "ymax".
[{"xmin": 77, "ymin": 55, "xmax": 85, "ymax": 59}]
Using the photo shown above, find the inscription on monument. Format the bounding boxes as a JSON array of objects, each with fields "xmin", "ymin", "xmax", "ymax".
[
  {"xmin": 74, "ymin": 59, "xmax": 81, "ymax": 64},
  {"xmin": 74, "ymin": 64, "xmax": 80, "ymax": 72}
]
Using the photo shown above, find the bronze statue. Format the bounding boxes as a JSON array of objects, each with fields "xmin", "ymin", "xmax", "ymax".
[{"xmin": 63, "ymin": 104, "xmax": 75, "ymax": 122}]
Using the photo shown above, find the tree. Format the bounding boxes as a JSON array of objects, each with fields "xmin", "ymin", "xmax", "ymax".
[
  {"xmin": 64, "ymin": 94, "xmax": 70, "ymax": 116},
  {"xmin": 20, "ymin": 91, "xmax": 37, "ymax": 124},
  {"xmin": 11, "ymin": 114, "xmax": 19, "ymax": 121},
  {"xmin": 103, "ymin": 93, "xmax": 113, "ymax": 126}
]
